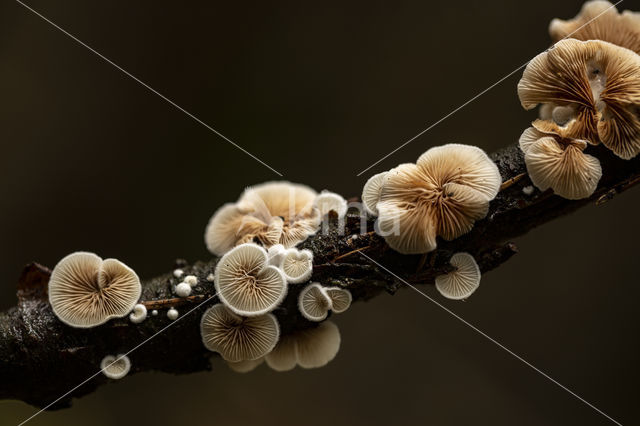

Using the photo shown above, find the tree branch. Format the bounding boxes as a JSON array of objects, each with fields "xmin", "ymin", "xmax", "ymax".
[{"xmin": 1, "ymin": 143, "xmax": 638, "ymax": 409}]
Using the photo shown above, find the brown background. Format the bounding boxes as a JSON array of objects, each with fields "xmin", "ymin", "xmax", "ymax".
[{"xmin": 0, "ymin": 1, "xmax": 638, "ymax": 425}]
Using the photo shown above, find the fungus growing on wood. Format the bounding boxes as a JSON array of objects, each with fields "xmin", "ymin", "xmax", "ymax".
[
  {"xmin": 298, "ymin": 283, "xmax": 332, "ymax": 321},
  {"xmin": 324, "ymin": 287, "xmax": 352, "ymax": 313},
  {"xmin": 214, "ymin": 243, "xmax": 287, "ymax": 316},
  {"xmin": 200, "ymin": 304, "xmax": 279, "ymax": 362},
  {"xmin": 549, "ymin": 1, "xmax": 640, "ymax": 54},
  {"xmin": 361, "ymin": 171, "xmax": 388, "ymax": 216},
  {"xmin": 175, "ymin": 282, "xmax": 192, "ymax": 297},
  {"xmin": 518, "ymin": 38, "xmax": 640, "ymax": 159},
  {"xmin": 184, "ymin": 275, "xmax": 198, "ymax": 286},
  {"xmin": 129, "ymin": 304, "xmax": 147, "ymax": 324},
  {"xmin": 313, "ymin": 190, "xmax": 348, "ymax": 218},
  {"xmin": 435, "ymin": 253, "xmax": 481, "ymax": 300},
  {"xmin": 48, "ymin": 252, "xmax": 141, "ymax": 328},
  {"xmin": 280, "ymin": 248, "xmax": 313, "ymax": 284},
  {"xmin": 519, "ymin": 127, "xmax": 602, "ymax": 199},
  {"xmin": 100, "ymin": 354, "xmax": 131, "ymax": 380},
  {"xmin": 205, "ymin": 181, "xmax": 321, "ymax": 256},
  {"xmin": 376, "ymin": 144, "xmax": 501, "ymax": 254}
]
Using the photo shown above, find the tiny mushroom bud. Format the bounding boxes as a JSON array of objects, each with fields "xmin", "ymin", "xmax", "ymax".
[
  {"xmin": 151, "ymin": 310, "xmax": 158, "ymax": 316},
  {"xmin": 173, "ymin": 269, "xmax": 184, "ymax": 278},
  {"xmin": 175, "ymin": 282, "xmax": 192, "ymax": 297},
  {"xmin": 313, "ymin": 190, "xmax": 348, "ymax": 218},
  {"xmin": 435, "ymin": 253, "xmax": 481, "ymax": 300},
  {"xmin": 129, "ymin": 304, "xmax": 147, "ymax": 324},
  {"xmin": 280, "ymin": 248, "xmax": 313, "ymax": 284},
  {"xmin": 200, "ymin": 304, "xmax": 280, "ymax": 362},
  {"xmin": 184, "ymin": 275, "xmax": 198, "ymax": 286},
  {"xmin": 226, "ymin": 358, "xmax": 264, "ymax": 373},
  {"xmin": 101, "ymin": 354, "xmax": 131, "ymax": 380},
  {"xmin": 215, "ymin": 243, "xmax": 287, "ymax": 316},
  {"xmin": 167, "ymin": 308, "xmax": 179, "ymax": 320},
  {"xmin": 377, "ymin": 144, "xmax": 502, "ymax": 254},
  {"xmin": 206, "ymin": 273, "xmax": 215, "ymax": 282},
  {"xmin": 48, "ymin": 252, "xmax": 142, "ymax": 328},
  {"xmin": 324, "ymin": 287, "xmax": 352, "ymax": 314},
  {"xmin": 361, "ymin": 171, "xmax": 388, "ymax": 216},
  {"xmin": 298, "ymin": 283, "xmax": 332, "ymax": 322}
]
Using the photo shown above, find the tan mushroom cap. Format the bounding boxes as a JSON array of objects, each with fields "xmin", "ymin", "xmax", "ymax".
[
  {"xmin": 298, "ymin": 283, "xmax": 332, "ymax": 322},
  {"xmin": 518, "ymin": 39, "xmax": 640, "ymax": 159},
  {"xmin": 214, "ymin": 243, "xmax": 287, "ymax": 316},
  {"xmin": 549, "ymin": 1, "xmax": 640, "ymax": 54},
  {"xmin": 200, "ymin": 304, "xmax": 280, "ymax": 362},
  {"xmin": 376, "ymin": 144, "xmax": 501, "ymax": 254},
  {"xmin": 324, "ymin": 287, "xmax": 352, "ymax": 313},
  {"xmin": 519, "ymin": 127, "xmax": 602, "ymax": 200},
  {"xmin": 100, "ymin": 354, "xmax": 131, "ymax": 380},
  {"xmin": 48, "ymin": 252, "xmax": 141, "ymax": 328},
  {"xmin": 361, "ymin": 171, "xmax": 388, "ymax": 216},
  {"xmin": 435, "ymin": 253, "xmax": 481, "ymax": 300},
  {"xmin": 314, "ymin": 190, "xmax": 348, "ymax": 218},
  {"xmin": 226, "ymin": 357, "xmax": 264, "ymax": 373},
  {"xmin": 265, "ymin": 321, "xmax": 341, "ymax": 371},
  {"xmin": 280, "ymin": 248, "xmax": 313, "ymax": 284}
]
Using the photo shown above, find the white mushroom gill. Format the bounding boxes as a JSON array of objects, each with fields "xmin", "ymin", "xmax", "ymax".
[
  {"xmin": 361, "ymin": 171, "xmax": 388, "ymax": 216},
  {"xmin": 435, "ymin": 253, "xmax": 481, "ymax": 300},
  {"xmin": 298, "ymin": 283, "xmax": 332, "ymax": 322},
  {"xmin": 314, "ymin": 190, "xmax": 348, "ymax": 218},
  {"xmin": 324, "ymin": 287, "xmax": 352, "ymax": 314},
  {"xmin": 280, "ymin": 248, "xmax": 313, "ymax": 284},
  {"xmin": 101, "ymin": 354, "xmax": 131, "ymax": 380}
]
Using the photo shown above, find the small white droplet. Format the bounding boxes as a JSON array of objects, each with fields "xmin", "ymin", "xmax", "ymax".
[
  {"xmin": 173, "ymin": 269, "xmax": 184, "ymax": 278},
  {"xmin": 151, "ymin": 310, "xmax": 158, "ymax": 316},
  {"xmin": 175, "ymin": 282, "xmax": 192, "ymax": 297},
  {"xmin": 167, "ymin": 308, "xmax": 179, "ymax": 320}
]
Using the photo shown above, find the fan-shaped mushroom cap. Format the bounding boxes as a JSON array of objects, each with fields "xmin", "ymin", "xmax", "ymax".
[
  {"xmin": 265, "ymin": 335, "xmax": 298, "ymax": 372},
  {"xmin": 324, "ymin": 287, "xmax": 352, "ymax": 313},
  {"xmin": 100, "ymin": 354, "xmax": 131, "ymax": 380},
  {"xmin": 519, "ymin": 127, "xmax": 602, "ymax": 199},
  {"xmin": 129, "ymin": 304, "xmax": 147, "ymax": 324},
  {"xmin": 266, "ymin": 321, "xmax": 341, "ymax": 371},
  {"xmin": 280, "ymin": 248, "xmax": 313, "ymax": 284},
  {"xmin": 549, "ymin": 1, "xmax": 640, "ymax": 54},
  {"xmin": 200, "ymin": 304, "xmax": 280, "ymax": 362},
  {"xmin": 435, "ymin": 253, "xmax": 481, "ymax": 300},
  {"xmin": 48, "ymin": 252, "xmax": 141, "ymax": 328},
  {"xmin": 313, "ymin": 190, "xmax": 348, "ymax": 218},
  {"xmin": 205, "ymin": 182, "xmax": 321, "ymax": 256},
  {"xmin": 376, "ymin": 144, "xmax": 501, "ymax": 254},
  {"xmin": 298, "ymin": 283, "xmax": 332, "ymax": 321},
  {"xmin": 362, "ymin": 171, "xmax": 388, "ymax": 216},
  {"xmin": 518, "ymin": 39, "xmax": 640, "ymax": 159},
  {"xmin": 226, "ymin": 357, "xmax": 264, "ymax": 373},
  {"xmin": 214, "ymin": 243, "xmax": 287, "ymax": 316}
]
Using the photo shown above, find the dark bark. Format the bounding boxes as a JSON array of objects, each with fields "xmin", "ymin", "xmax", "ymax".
[{"xmin": 1, "ymin": 143, "xmax": 638, "ymax": 410}]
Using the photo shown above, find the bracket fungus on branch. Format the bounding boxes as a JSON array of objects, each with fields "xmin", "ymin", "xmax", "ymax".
[
  {"xmin": 435, "ymin": 253, "xmax": 481, "ymax": 300},
  {"xmin": 280, "ymin": 248, "xmax": 314, "ymax": 284}
]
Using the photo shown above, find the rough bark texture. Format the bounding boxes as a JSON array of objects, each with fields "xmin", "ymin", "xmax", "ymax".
[{"xmin": 1, "ymin": 143, "xmax": 638, "ymax": 410}]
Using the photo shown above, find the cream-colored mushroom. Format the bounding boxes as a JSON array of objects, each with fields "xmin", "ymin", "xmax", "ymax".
[
  {"xmin": 313, "ymin": 190, "xmax": 348, "ymax": 218},
  {"xmin": 361, "ymin": 171, "xmax": 388, "ymax": 216},
  {"xmin": 518, "ymin": 39, "xmax": 640, "ymax": 159},
  {"xmin": 519, "ymin": 127, "xmax": 602, "ymax": 199},
  {"xmin": 435, "ymin": 253, "xmax": 481, "ymax": 300},
  {"xmin": 549, "ymin": 1, "xmax": 640, "ymax": 54},
  {"xmin": 48, "ymin": 252, "xmax": 141, "ymax": 328},
  {"xmin": 214, "ymin": 243, "xmax": 287, "ymax": 316},
  {"xmin": 100, "ymin": 354, "xmax": 131, "ymax": 380},
  {"xmin": 280, "ymin": 248, "xmax": 313, "ymax": 284},
  {"xmin": 267, "ymin": 244, "xmax": 287, "ymax": 266},
  {"xmin": 200, "ymin": 304, "xmax": 279, "ymax": 362},
  {"xmin": 324, "ymin": 287, "xmax": 352, "ymax": 313},
  {"xmin": 129, "ymin": 304, "xmax": 147, "ymax": 324},
  {"xmin": 298, "ymin": 283, "xmax": 332, "ymax": 321},
  {"xmin": 205, "ymin": 181, "xmax": 321, "ymax": 256},
  {"xmin": 376, "ymin": 144, "xmax": 501, "ymax": 254}
]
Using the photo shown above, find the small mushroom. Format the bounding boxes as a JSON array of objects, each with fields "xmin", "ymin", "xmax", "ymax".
[
  {"xmin": 435, "ymin": 252, "xmax": 481, "ymax": 300},
  {"xmin": 361, "ymin": 171, "xmax": 388, "ymax": 216},
  {"xmin": 100, "ymin": 354, "xmax": 131, "ymax": 380},
  {"xmin": 376, "ymin": 144, "xmax": 502, "ymax": 254},
  {"xmin": 175, "ymin": 282, "xmax": 192, "ymax": 297},
  {"xmin": 519, "ymin": 127, "xmax": 602, "ymax": 199},
  {"xmin": 518, "ymin": 38, "xmax": 640, "ymax": 159},
  {"xmin": 214, "ymin": 243, "xmax": 287, "ymax": 316},
  {"xmin": 151, "ymin": 310, "xmax": 158, "ymax": 316},
  {"xmin": 267, "ymin": 244, "xmax": 287, "ymax": 266},
  {"xmin": 200, "ymin": 304, "xmax": 280, "ymax": 362},
  {"xmin": 549, "ymin": 1, "xmax": 640, "ymax": 54},
  {"xmin": 280, "ymin": 248, "xmax": 313, "ymax": 284},
  {"xmin": 48, "ymin": 252, "xmax": 141, "ymax": 328},
  {"xmin": 226, "ymin": 358, "xmax": 264, "ymax": 373},
  {"xmin": 129, "ymin": 304, "xmax": 147, "ymax": 324},
  {"xmin": 298, "ymin": 283, "xmax": 332, "ymax": 321},
  {"xmin": 184, "ymin": 275, "xmax": 198, "ymax": 286},
  {"xmin": 167, "ymin": 308, "xmax": 179, "ymax": 320},
  {"xmin": 173, "ymin": 269, "xmax": 184, "ymax": 278},
  {"xmin": 324, "ymin": 287, "xmax": 352, "ymax": 313},
  {"xmin": 313, "ymin": 190, "xmax": 348, "ymax": 218}
]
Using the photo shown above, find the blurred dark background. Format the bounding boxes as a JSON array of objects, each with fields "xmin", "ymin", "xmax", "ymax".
[{"xmin": 1, "ymin": 0, "xmax": 638, "ymax": 425}]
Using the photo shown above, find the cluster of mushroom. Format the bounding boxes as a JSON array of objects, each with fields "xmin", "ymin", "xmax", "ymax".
[
  {"xmin": 199, "ymin": 181, "xmax": 353, "ymax": 372},
  {"xmin": 517, "ymin": 1, "xmax": 640, "ymax": 200}
]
